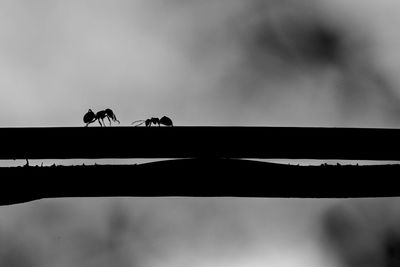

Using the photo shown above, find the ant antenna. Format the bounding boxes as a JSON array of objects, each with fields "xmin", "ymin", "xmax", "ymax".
[{"xmin": 131, "ymin": 120, "xmax": 145, "ymax": 126}]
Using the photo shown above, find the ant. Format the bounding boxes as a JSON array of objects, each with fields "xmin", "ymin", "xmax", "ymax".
[
  {"xmin": 83, "ymin": 108, "xmax": 120, "ymax": 127},
  {"xmin": 131, "ymin": 116, "xmax": 173, "ymax": 127}
]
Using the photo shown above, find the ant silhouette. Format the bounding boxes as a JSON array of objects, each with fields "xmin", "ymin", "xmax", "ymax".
[
  {"xmin": 97, "ymin": 108, "xmax": 120, "ymax": 126},
  {"xmin": 83, "ymin": 108, "xmax": 120, "ymax": 127},
  {"xmin": 131, "ymin": 116, "xmax": 173, "ymax": 127}
]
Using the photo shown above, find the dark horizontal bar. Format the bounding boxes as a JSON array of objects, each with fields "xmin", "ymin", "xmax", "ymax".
[
  {"xmin": 1, "ymin": 159, "xmax": 399, "ymax": 205},
  {"xmin": 0, "ymin": 126, "xmax": 399, "ymax": 160}
]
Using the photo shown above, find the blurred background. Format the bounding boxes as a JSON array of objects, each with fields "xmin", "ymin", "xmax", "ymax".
[
  {"xmin": 1, "ymin": 1, "xmax": 400, "ymax": 266},
  {"xmin": 1, "ymin": 197, "xmax": 400, "ymax": 267},
  {"xmin": 1, "ymin": 0, "xmax": 400, "ymax": 127}
]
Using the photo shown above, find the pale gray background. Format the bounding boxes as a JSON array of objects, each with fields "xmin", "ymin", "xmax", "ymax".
[
  {"xmin": 1, "ymin": 197, "xmax": 399, "ymax": 267},
  {"xmin": 1, "ymin": 0, "xmax": 400, "ymax": 127},
  {"xmin": 1, "ymin": 3, "xmax": 399, "ymax": 267}
]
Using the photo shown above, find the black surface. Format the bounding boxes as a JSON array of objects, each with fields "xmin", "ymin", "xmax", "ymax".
[
  {"xmin": 0, "ymin": 127, "xmax": 399, "ymax": 205},
  {"xmin": 0, "ymin": 126, "xmax": 399, "ymax": 160},
  {"xmin": 1, "ymin": 159, "xmax": 399, "ymax": 205}
]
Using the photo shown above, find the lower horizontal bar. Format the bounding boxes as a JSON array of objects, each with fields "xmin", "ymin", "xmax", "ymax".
[{"xmin": 0, "ymin": 159, "xmax": 398, "ymax": 205}]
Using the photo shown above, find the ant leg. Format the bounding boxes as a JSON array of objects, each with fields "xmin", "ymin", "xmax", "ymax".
[
  {"xmin": 98, "ymin": 119, "xmax": 103, "ymax": 127},
  {"xmin": 107, "ymin": 116, "xmax": 112, "ymax": 126}
]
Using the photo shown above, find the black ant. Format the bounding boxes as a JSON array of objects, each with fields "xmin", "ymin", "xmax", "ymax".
[
  {"xmin": 131, "ymin": 116, "xmax": 173, "ymax": 127},
  {"xmin": 83, "ymin": 108, "xmax": 120, "ymax": 127}
]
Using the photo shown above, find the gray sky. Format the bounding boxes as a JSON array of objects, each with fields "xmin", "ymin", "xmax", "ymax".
[{"xmin": 2, "ymin": 0, "xmax": 400, "ymax": 127}]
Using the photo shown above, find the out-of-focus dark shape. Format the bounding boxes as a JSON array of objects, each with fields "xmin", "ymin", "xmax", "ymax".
[
  {"xmin": 383, "ymin": 229, "xmax": 400, "ymax": 267},
  {"xmin": 219, "ymin": 0, "xmax": 400, "ymax": 125},
  {"xmin": 299, "ymin": 23, "xmax": 342, "ymax": 64},
  {"xmin": 235, "ymin": 1, "xmax": 349, "ymax": 69},
  {"xmin": 0, "ymin": 230, "xmax": 40, "ymax": 267},
  {"xmin": 320, "ymin": 200, "xmax": 400, "ymax": 267}
]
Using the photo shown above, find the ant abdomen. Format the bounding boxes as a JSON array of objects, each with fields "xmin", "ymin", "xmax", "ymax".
[
  {"xmin": 160, "ymin": 116, "xmax": 173, "ymax": 126},
  {"xmin": 83, "ymin": 109, "xmax": 97, "ymax": 126}
]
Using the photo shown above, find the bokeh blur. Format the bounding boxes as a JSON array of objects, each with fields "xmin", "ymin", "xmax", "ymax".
[
  {"xmin": 0, "ymin": 197, "xmax": 399, "ymax": 267},
  {"xmin": 1, "ymin": 1, "xmax": 400, "ymax": 266},
  {"xmin": 1, "ymin": 0, "xmax": 400, "ymax": 127}
]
